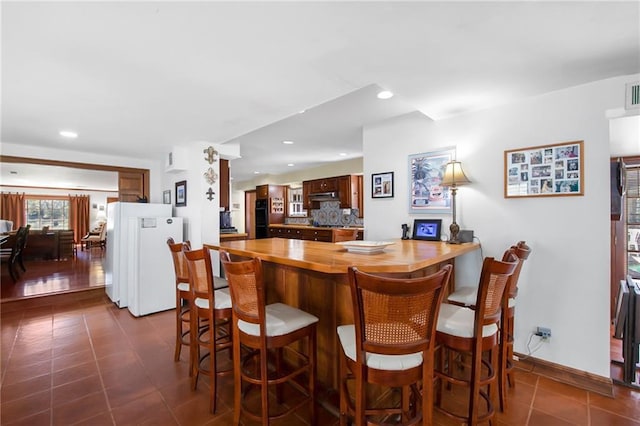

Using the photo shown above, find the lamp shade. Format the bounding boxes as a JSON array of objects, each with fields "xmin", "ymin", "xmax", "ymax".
[{"xmin": 441, "ymin": 161, "xmax": 471, "ymax": 187}]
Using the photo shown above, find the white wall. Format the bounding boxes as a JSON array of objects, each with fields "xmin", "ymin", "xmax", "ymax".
[
  {"xmin": 363, "ymin": 74, "xmax": 640, "ymax": 378},
  {"xmin": 0, "ymin": 143, "xmax": 164, "ymax": 203}
]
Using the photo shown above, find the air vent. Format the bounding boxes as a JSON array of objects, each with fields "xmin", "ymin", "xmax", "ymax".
[{"xmin": 626, "ymin": 82, "xmax": 640, "ymax": 110}]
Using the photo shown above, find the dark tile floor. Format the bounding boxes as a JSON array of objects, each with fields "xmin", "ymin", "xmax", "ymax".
[{"xmin": 1, "ymin": 251, "xmax": 639, "ymax": 425}]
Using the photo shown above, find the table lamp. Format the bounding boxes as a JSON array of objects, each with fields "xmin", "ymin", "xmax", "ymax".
[{"xmin": 441, "ymin": 161, "xmax": 471, "ymax": 244}]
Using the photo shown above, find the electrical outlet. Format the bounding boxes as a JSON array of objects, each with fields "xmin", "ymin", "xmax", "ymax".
[{"xmin": 535, "ymin": 326, "xmax": 552, "ymax": 339}]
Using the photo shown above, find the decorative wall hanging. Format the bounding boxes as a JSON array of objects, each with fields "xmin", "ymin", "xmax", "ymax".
[
  {"xmin": 206, "ymin": 188, "xmax": 215, "ymax": 201},
  {"xmin": 371, "ymin": 172, "xmax": 394, "ymax": 198},
  {"xmin": 204, "ymin": 167, "xmax": 218, "ymax": 185},
  {"xmin": 504, "ymin": 140, "xmax": 583, "ymax": 198},
  {"xmin": 204, "ymin": 146, "xmax": 218, "ymax": 164},
  {"xmin": 271, "ymin": 197, "xmax": 284, "ymax": 214},
  {"xmin": 409, "ymin": 147, "xmax": 455, "ymax": 213},
  {"xmin": 175, "ymin": 180, "xmax": 187, "ymax": 207},
  {"xmin": 163, "ymin": 190, "xmax": 171, "ymax": 205}
]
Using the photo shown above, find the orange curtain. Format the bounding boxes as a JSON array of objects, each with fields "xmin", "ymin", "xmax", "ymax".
[
  {"xmin": 0, "ymin": 192, "xmax": 26, "ymax": 228},
  {"xmin": 69, "ymin": 195, "xmax": 90, "ymax": 242}
]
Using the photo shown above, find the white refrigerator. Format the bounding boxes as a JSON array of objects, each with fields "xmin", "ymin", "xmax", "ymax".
[
  {"xmin": 105, "ymin": 202, "xmax": 179, "ymax": 311},
  {"xmin": 126, "ymin": 216, "xmax": 183, "ymax": 317}
]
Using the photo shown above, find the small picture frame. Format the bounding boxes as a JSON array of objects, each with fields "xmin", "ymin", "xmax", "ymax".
[
  {"xmin": 175, "ymin": 181, "xmax": 187, "ymax": 207},
  {"xmin": 412, "ymin": 219, "xmax": 442, "ymax": 241},
  {"xmin": 371, "ymin": 172, "xmax": 394, "ymax": 198},
  {"xmin": 163, "ymin": 190, "xmax": 171, "ymax": 205}
]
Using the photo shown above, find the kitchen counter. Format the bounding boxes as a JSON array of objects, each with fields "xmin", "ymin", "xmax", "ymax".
[
  {"xmin": 219, "ymin": 232, "xmax": 248, "ymax": 242},
  {"xmin": 271, "ymin": 223, "xmax": 364, "ymax": 230},
  {"xmin": 267, "ymin": 224, "xmax": 364, "ymax": 242},
  {"xmin": 206, "ymin": 238, "xmax": 479, "ymax": 390}
]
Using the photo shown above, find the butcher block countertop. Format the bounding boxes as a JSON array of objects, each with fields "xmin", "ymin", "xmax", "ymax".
[{"xmin": 207, "ymin": 237, "xmax": 479, "ymax": 275}]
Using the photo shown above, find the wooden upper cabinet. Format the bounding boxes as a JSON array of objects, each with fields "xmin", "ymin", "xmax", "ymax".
[
  {"xmin": 337, "ymin": 175, "xmax": 363, "ymax": 214},
  {"xmin": 220, "ymin": 159, "xmax": 229, "ymax": 211},
  {"xmin": 118, "ymin": 170, "xmax": 148, "ymax": 202},
  {"xmin": 302, "ymin": 181, "xmax": 311, "ymax": 209},
  {"xmin": 256, "ymin": 185, "xmax": 269, "ymax": 199},
  {"xmin": 309, "ymin": 178, "xmax": 338, "ymax": 193}
]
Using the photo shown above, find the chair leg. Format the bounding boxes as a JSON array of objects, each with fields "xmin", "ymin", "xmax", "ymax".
[
  {"xmin": 339, "ymin": 350, "xmax": 349, "ymax": 426},
  {"xmin": 174, "ymin": 292, "xmax": 183, "ymax": 362},
  {"xmin": 309, "ymin": 327, "xmax": 317, "ymax": 426},
  {"xmin": 209, "ymin": 313, "xmax": 217, "ymax": 414},
  {"xmin": 260, "ymin": 346, "xmax": 269, "ymax": 426},
  {"xmin": 232, "ymin": 321, "xmax": 242, "ymax": 426}
]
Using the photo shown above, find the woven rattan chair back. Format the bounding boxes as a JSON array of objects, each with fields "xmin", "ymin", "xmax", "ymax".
[{"xmin": 350, "ymin": 264, "xmax": 452, "ymax": 357}]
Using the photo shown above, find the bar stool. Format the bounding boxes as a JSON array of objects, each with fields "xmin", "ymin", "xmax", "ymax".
[
  {"xmin": 499, "ymin": 241, "xmax": 531, "ymax": 411},
  {"xmin": 220, "ymin": 250, "xmax": 318, "ymax": 425},
  {"xmin": 183, "ymin": 246, "xmax": 233, "ymax": 414},
  {"xmin": 337, "ymin": 264, "xmax": 452, "ymax": 426},
  {"xmin": 445, "ymin": 241, "xmax": 531, "ymax": 411},
  {"xmin": 167, "ymin": 238, "xmax": 192, "ymax": 367},
  {"xmin": 435, "ymin": 249, "xmax": 518, "ymax": 425}
]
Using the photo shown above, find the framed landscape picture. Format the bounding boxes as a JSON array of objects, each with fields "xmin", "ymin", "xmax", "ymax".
[{"xmin": 409, "ymin": 147, "xmax": 455, "ymax": 213}]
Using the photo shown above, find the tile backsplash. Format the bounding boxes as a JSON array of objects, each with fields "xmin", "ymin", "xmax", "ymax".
[{"xmin": 286, "ymin": 200, "xmax": 364, "ymax": 227}]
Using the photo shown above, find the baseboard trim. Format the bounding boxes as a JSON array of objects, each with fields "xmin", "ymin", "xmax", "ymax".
[{"xmin": 514, "ymin": 352, "xmax": 614, "ymax": 397}]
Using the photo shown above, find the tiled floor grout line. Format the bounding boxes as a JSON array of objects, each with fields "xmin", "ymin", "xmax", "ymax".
[{"xmin": 82, "ymin": 310, "xmax": 117, "ymax": 426}]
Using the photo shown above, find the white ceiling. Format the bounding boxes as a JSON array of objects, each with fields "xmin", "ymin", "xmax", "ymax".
[{"xmin": 1, "ymin": 1, "xmax": 639, "ymax": 187}]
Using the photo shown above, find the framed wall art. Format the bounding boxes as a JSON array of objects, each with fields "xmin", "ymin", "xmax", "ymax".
[
  {"xmin": 175, "ymin": 180, "xmax": 187, "ymax": 207},
  {"xmin": 163, "ymin": 190, "xmax": 171, "ymax": 205},
  {"xmin": 409, "ymin": 147, "xmax": 455, "ymax": 213},
  {"xmin": 504, "ymin": 140, "xmax": 583, "ymax": 198},
  {"xmin": 372, "ymin": 171, "xmax": 394, "ymax": 198}
]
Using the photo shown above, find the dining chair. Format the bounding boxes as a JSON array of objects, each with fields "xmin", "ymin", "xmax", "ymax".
[
  {"xmin": 333, "ymin": 228, "xmax": 358, "ymax": 242},
  {"xmin": 220, "ymin": 250, "xmax": 318, "ymax": 425},
  {"xmin": 167, "ymin": 238, "xmax": 193, "ymax": 369},
  {"xmin": 337, "ymin": 264, "xmax": 453, "ymax": 426},
  {"xmin": 499, "ymin": 241, "xmax": 531, "ymax": 410},
  {"xmin": 0, "ymin": 225, "xmax": 30, "ymax": 281},
  {"xmin": 445, "ymin": 241, "xmax": 532, "ymax": 411},
  {"xmin": 435, "ymin": 249, "xmax": 518, "ymax": 425},
  {"xmin": 183, "ymin": 245, "xmax": 233, "ymax": 414}
]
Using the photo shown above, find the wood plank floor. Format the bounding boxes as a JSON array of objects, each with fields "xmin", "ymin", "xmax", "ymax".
[{"xmin": 1, "ymin": 249, "xmax": 639, "ymax": 425}]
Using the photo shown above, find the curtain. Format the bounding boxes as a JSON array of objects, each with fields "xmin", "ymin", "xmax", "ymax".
[
  {"xmin": 69, "ymin": 195, "xmax": 90, "ymax": 243},
  {"xmin": 0, "ymin": 192, "xmax": 26, "ymax": 228}
]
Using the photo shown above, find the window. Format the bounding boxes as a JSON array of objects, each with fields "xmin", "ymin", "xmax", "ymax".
[
  {"xmin": 25, "ymin": 198, "xmax": 70, "ymax": 230},
  {"xmin": 627, "ymin": 166, "xmax": 640, "ymax": 278}
]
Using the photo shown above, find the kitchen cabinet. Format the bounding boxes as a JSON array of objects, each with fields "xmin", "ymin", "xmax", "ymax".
[
  {"xmin": 268, "ymin": 225, "xmax": 363, "ymax": 242},
  {"xmin": 302, "ymin": 181, "xmax": 311, "ymax": 209},
  {"xmin": 220, "ymin": 159, "xmax": 229, "ymax": 211},
  {"xmin": 337, "ymin": 175, "xmax": 363, "ymax": 212},
  {"xmin": 309, "ymin": 178, "xmax": 338, "ymax": 193}
]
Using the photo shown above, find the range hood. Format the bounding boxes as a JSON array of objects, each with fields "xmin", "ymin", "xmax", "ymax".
[{"xmin": 309, "ymin": 191, "xmax": 339, "ymax": 201}]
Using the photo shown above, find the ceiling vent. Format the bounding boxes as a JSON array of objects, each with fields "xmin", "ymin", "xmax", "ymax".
[{"xmin": 626, "ymin": 82, "xmax": 640, "ymax": 110}]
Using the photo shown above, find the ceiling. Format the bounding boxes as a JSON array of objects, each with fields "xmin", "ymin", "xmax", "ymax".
[{"xmin": 1, "ymin": 2, "xmax": 639, "ymax": 187}]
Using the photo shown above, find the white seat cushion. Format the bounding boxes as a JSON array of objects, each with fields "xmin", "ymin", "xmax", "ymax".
[
  {"xmin": 213, "ymin": 276, "xmax": 229, "ymax": 290},
  {"xmin": 238, "ymin": 303, "xmax": 318, "ymax": 337},
  {"xmin": 194, "ymin": 287, "xmax": 232, "ymax": 310},
  {"xmin": 447, "ymin": 287, "xmax": 477, "ymax": 306},
  {"xmin": 337, "ymin": 324, "xmax": 423, "ymax": 371},
  {"xmin": 508, "ymin": 297, "xmax": 516, "ymax": 308},
  {"xmin": 436, "ymin": 303, "xmax": 498, "ymax": 338},
  {"xmin": 177, "ymin": 282, "xmax": 189, "ymax": 292}
]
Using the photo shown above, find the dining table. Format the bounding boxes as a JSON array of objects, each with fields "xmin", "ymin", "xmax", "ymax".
[{"xmin": 206, "ymin": 237, "xmax": 480, "ymax": 393}]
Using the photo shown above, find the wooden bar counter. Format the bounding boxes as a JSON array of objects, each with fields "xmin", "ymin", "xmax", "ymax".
[{"xmin": 205, "ymin": 238, "xmax": 480, "ymax": 390}]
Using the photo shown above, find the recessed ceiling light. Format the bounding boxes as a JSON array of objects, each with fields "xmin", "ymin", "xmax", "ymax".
[
  {"xmin": 287, "ymin": 163, "xmax": 294, "ymax": 167},
  {"xmin": 339, "ymin": 153, "xmax": 347, "ymax": 156},
  {"xmin": 377, "ymin": 90, "xmax": 394, "ymax": 100},
  {"xmin": 282, "ymin": 140, "xmax": 294, "ymax": 145},
  {"xmin": 254, "ymin": 171, "xmax": 260, "ymax": 174},
  {"xmin": 299, "ymin": 109, "xmax": 306, "ymax": 114},
  {"xmin": 59, "ymin": 130, "xmax": 78, "ymax": 138}
]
